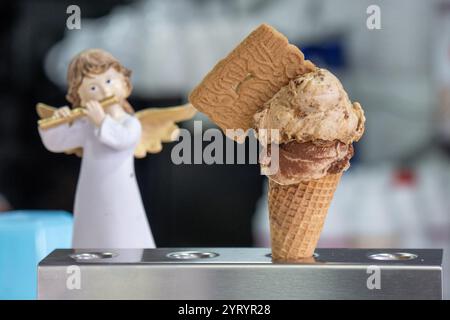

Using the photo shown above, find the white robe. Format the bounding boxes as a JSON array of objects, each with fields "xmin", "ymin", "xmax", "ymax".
[{"xmin": 39, "ymin": 114, "xmax": 155, "ymax": 249}]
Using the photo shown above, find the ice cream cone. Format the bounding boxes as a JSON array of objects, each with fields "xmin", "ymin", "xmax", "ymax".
[
  {"xmin": 268, "ymin": 173, "xmax": 342, "ymax": 261},
  {"xmin": 188, "ymin": 24, "xmax": 364, "ymax": 262}
]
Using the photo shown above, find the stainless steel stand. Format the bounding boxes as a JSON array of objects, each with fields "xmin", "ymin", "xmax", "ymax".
[{"xmin": 38, "ymin": 248, "xmax": 443, "ymax": 299}]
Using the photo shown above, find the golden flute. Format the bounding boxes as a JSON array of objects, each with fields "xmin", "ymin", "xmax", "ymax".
[{"xmin": 37, "ymin": 96, "xmax": 119, "ymax": 130}]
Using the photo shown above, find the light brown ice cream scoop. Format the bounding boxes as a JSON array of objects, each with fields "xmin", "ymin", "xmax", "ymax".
[{"xmin": 254, "ymin": 68, "xmax": 365, "ymax": 146}]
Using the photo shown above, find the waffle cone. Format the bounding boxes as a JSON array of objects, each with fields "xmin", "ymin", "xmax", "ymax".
[{"xmin": 268, "ymin": 173, "xmax": 342, "ymax": 261}]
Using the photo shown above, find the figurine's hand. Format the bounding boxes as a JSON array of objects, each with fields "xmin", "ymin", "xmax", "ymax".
[
  {"xmin": 54, "ymin": 106, "xmax": 71, "ymax": 119},
  {"xmin": 86, "ymin": 100, "xmax": 106, "ymax": 127}
]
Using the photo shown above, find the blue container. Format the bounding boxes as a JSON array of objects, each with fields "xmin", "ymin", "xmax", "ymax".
[{"xmin": 0, "ymin": 211, "xmax": 73, "ymax": 300}]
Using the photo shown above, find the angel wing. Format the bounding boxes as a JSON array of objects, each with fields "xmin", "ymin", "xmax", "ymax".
[
  {"xmin": 134, "ymin": 103, "xmax": 197, "ymax": 158},
  {"xmin": 36, "ymin": 103, "xmax": 83, "ymax": 157},
  {"xmin": 36, "ymin": 103, "xmax": 56, "ymax": 119}
]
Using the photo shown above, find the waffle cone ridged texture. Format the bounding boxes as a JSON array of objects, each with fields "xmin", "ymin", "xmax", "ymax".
[{"xmin": 268, "ymin": 173, "xmax": 342, "ymax": 260}]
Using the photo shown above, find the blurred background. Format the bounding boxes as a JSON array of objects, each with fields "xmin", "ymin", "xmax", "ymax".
[{"xmin": 1, "ymin": 0, "xmax": 450, "ymax": 299}]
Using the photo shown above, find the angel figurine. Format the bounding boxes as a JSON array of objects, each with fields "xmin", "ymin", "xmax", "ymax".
[{"xmin": 37, "ymin": 49, "xmax": 196, "ymax": 248}]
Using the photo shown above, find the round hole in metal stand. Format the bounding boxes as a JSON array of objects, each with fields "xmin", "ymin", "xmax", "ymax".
[
  {"xmin": 368, "ymin": 252, "xmax": 418, "ymax": 261},
  {"xmin": 166, "ymin": 251, "xmax": 219, "ymax": 260},
  {"xmin": 69, "ymin": 252, "xmax": 117, "ymax": 260}
]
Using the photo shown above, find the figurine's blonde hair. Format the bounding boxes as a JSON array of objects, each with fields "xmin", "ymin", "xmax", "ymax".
[{"xmin": 66, "ymin": 49, "xmax": 134, "ymax": 113}]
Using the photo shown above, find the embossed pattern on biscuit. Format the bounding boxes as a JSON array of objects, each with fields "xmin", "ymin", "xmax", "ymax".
[{"xmin": 189, "ymin": 24, "xmax": 315, "ymax": 136}]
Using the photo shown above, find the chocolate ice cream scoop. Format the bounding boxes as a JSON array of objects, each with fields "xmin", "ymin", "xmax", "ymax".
[
  {"xmin": 261, "ymin": 140, "xmax": 354, "ymax": 185},
  {"xmin": 254, "ymin": 68, "xmax": 365, "ymax": 146}
]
